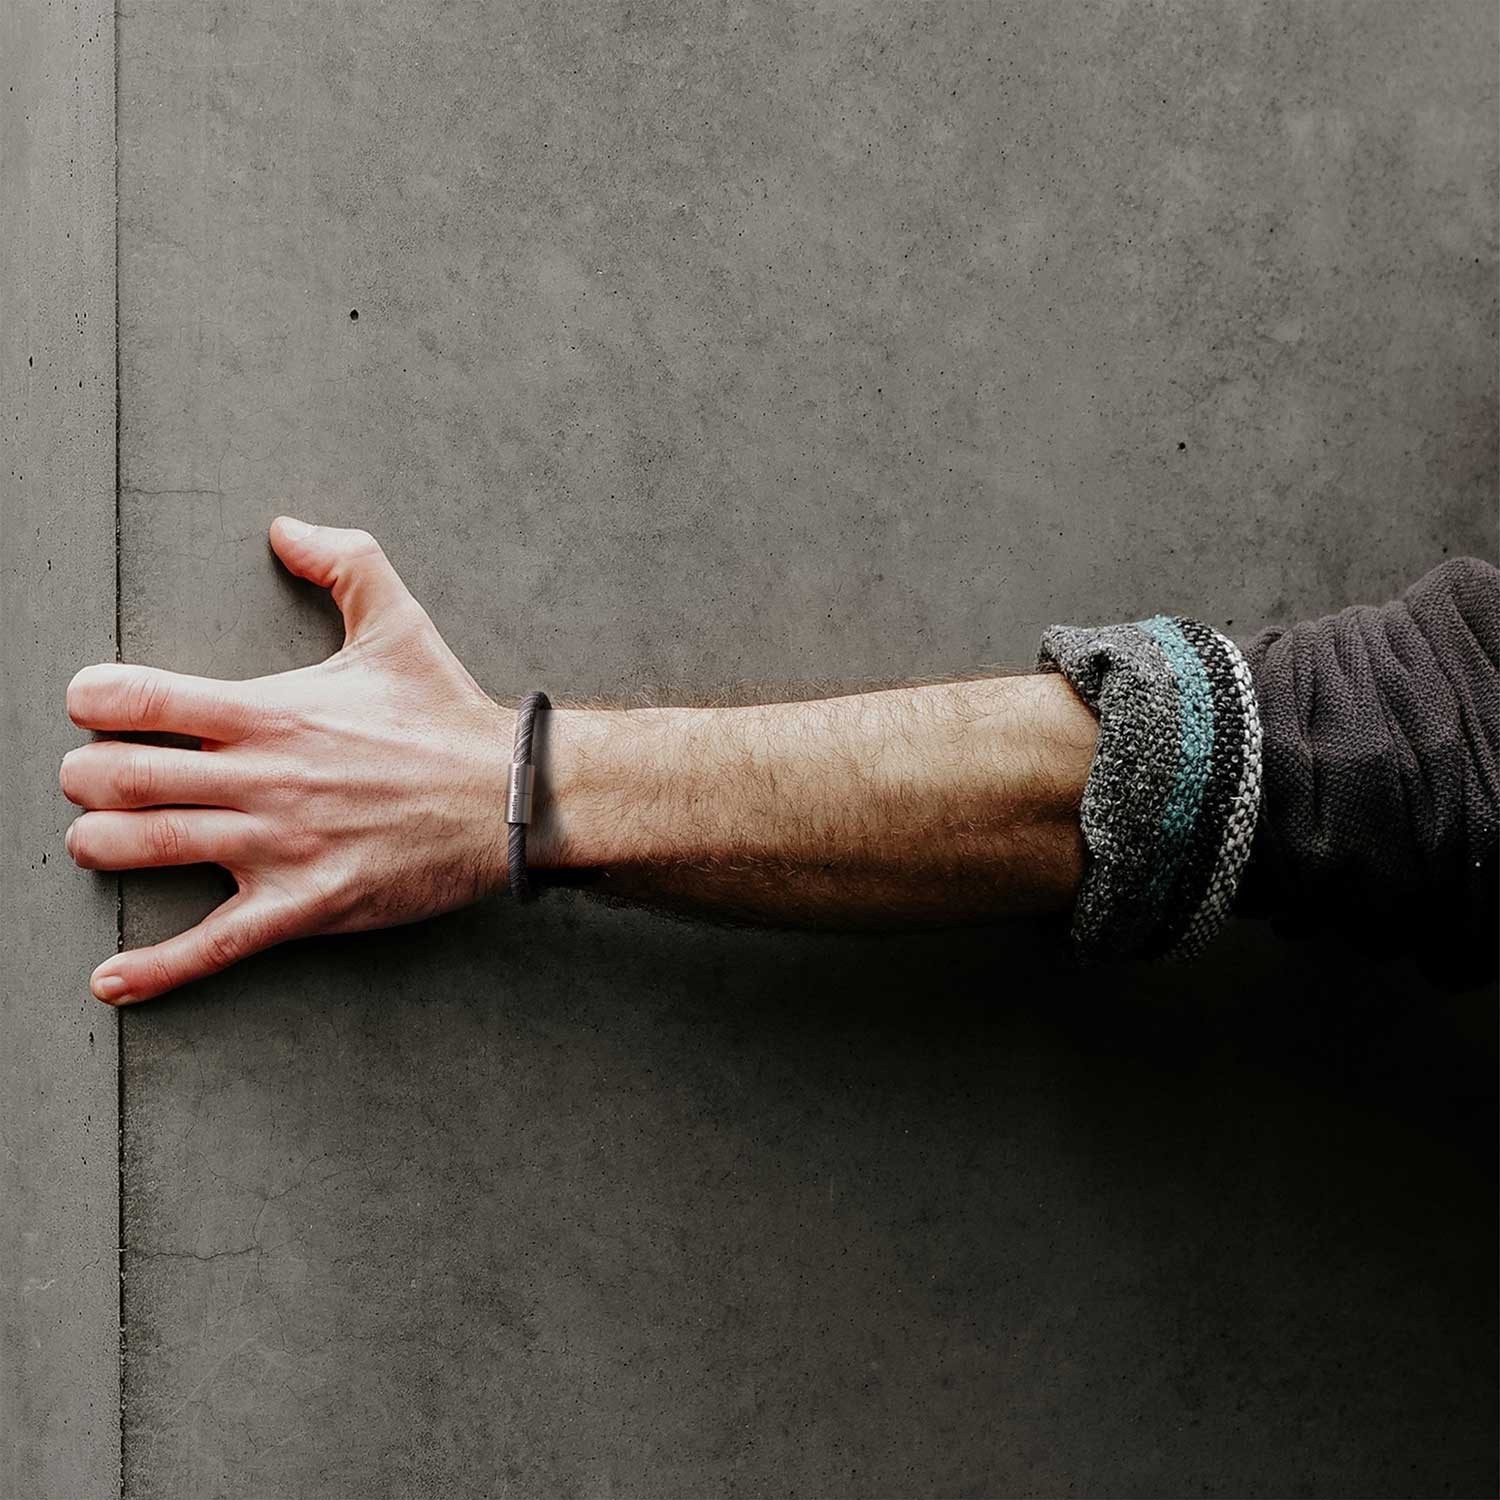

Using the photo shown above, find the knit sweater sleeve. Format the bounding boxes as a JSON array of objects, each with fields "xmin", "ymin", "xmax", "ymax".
[{"xmin": 1231, "ymin": 556, "xmax": 1500, "ymax": 987}]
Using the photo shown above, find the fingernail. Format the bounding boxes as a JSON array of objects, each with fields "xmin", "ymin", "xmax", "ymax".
[
  {"xmin": 92, "ymin": 973, "xmax": 129, "ymax": 1003},
  {"xmin": 278, "ymin": 516, "xmax": 313, "ymax": 539}
]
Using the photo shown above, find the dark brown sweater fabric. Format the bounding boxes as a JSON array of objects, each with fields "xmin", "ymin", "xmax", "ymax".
[{"xmin": 1233, "ymin": 557, "xmax": 1500, "ymax": 988}]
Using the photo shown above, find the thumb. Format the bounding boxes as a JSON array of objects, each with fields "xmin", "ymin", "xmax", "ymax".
[
  {"xmin": 270, "ymin": 517, "xmax": 417, "ymax": 640},
  {"xmin": 89, "ymin": 890, "xmax": 281, "ymax": 1005}
]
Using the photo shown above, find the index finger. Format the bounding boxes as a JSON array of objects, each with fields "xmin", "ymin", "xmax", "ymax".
[{"xmin": 66, "ymin": 663, "xmax": 259, "ymax": 742}]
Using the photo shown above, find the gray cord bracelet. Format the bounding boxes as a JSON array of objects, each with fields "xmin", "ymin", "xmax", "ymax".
[{"xmin": 506, "ymin": 690, "xmax": 551, "ymax": 902}]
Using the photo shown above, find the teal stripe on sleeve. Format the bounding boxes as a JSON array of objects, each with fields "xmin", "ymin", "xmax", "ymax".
[{"xmin": 1137, "ymin": 615, "xmax": 1215, "ymax": 913}]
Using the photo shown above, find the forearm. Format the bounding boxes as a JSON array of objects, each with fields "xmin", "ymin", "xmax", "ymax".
[{"xmin": 527, "ymin": 672, "xmax": 1099, "ymax": 928}]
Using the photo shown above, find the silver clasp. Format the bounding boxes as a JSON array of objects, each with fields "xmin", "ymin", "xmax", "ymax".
[{"xmin": 506, "ymin": 762, "xmax": 535, "ymax": 825}]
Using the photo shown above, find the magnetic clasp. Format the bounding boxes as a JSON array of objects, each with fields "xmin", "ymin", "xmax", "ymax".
[{"xmin": 506, "ymin": 762, "xmax": 535, "ymax": 824}]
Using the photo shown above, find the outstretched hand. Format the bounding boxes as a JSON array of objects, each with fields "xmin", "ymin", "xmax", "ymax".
[{"xmin": 62, "ymin": 519, "xmax": 513, "ymax": 1006}]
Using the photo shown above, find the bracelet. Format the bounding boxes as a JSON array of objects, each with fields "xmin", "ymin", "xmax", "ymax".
[
  {"xmin": 506, "ymin": 690, "xmax": 551, "ymax": 903},
  {"xmin": 1037, "ymin": 616, "xmax": 1263, "ymax": 963}
]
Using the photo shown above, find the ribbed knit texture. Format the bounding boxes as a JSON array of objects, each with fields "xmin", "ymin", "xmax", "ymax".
[
  {"xmin": 1038, "ymin": 617, "xmax": 1263, "ymax": 963},
  {"xmin": 1038, "ymin": 557, "xmax": 1499, "ymax": 978}
]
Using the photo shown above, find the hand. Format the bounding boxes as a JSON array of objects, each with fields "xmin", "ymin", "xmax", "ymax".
[{"xmin": 61, "ymin": 519, "xmax": 514, "ymax": 1006}]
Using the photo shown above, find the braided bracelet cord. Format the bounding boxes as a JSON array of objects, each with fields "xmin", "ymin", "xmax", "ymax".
[
  {"xmin": 1036, "ymin": 617, "xmax": 1263, "ymax": 963},
  {"xmin": 506, "ymin": 690, "xmax": 551, "ymax": 903}
]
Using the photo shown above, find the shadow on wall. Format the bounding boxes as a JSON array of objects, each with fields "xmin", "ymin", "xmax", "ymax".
[
  {"xmin": 115, "ymin": 873, "xmax": 1498, "ymax": 1494},
  {"xmin": 123, "ymin": 862, "xmax": 1499, "ymax": 1172}
]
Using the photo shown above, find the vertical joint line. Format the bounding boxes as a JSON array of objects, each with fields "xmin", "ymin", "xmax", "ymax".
[{"xmin": 112, "ymin": 0, "xmax": 125, "ymax": 1492}]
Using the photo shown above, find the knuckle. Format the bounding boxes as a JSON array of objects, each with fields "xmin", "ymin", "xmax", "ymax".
[
  {"xmin": 117, "ymin": 750, "xmax": 156, "ymax": 806},
  {"xmin": 125, "ymin": 671, "xmax": 170, "ymax": 728},
  {"xmin": 209, "ymin": 696, "xmax": 250, "ymax": 743},
  {"xmin": 263, "ymin": 757, "xmax": 310, "ymax": 801},
  {"xmin": 237, "ymin": 697, "xmax": 264, "ymax": 737},
  {"xmin": 141, "ymin": 952, "xmax": 177, "ymax": 997},
  {"xmin": 292, "ymin": 824, "xmax": 327, "ymax": 864},
  {"xmin": 199, "ymin": 925, "xmax": 246, "ymax": 973},
  {"xmin": 146, "ymin": 812, "xmax": 189, "ymax": 863},
  {"xmin": 235, "ymin": 753, "xmax": 272, "ymax": 797},
  {"xmin": 239, "ymin": 697, "xmax": 281, "ymax": 740}
]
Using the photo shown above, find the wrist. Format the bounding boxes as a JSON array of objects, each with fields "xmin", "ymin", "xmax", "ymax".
[{"xmin": 524, "ymin": 703, "xmax": 695, "ymax": 880}]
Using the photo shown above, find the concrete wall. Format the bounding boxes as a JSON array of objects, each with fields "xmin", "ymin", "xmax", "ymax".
[
  {"xmin": 0, "ymin": 1, "xmax": 120, "ymax": 1496},
  {"xmin": 3, "ymin": 0, "xmax": 1492, "ymax": 1495}
]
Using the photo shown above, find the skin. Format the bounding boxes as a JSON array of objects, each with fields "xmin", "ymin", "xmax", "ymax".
[{"xmin": 62, "ymin": 519, "xmax": 1100, "ymax": 1006}]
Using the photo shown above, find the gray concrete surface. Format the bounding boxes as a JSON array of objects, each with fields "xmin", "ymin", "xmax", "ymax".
[
  {"xmin": 116, "ymin": 1, "xmax": 1497, "ymax": 1496},
  {"xmin": 0, "ymin": 1, "xmax": 120, "ymax": 1496}
]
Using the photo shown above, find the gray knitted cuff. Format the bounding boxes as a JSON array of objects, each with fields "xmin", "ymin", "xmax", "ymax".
[{"xmin": 1037, "ymin": 615, "xmax": 1263, "ymax": 963}]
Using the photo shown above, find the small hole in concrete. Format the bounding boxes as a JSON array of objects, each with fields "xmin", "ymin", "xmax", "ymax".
[
  {"xmin": 1177, "ymin": 441, "xmax": 1186, "ymax": 450},
  {"xmin": 349, "ymin": 309, "xmax": 359, "ymax": 321}
]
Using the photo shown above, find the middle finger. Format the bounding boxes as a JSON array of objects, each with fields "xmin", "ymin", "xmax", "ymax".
[{"xmin": 61, "ymin": 741, "xmax": 257, "ymax": 811}]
